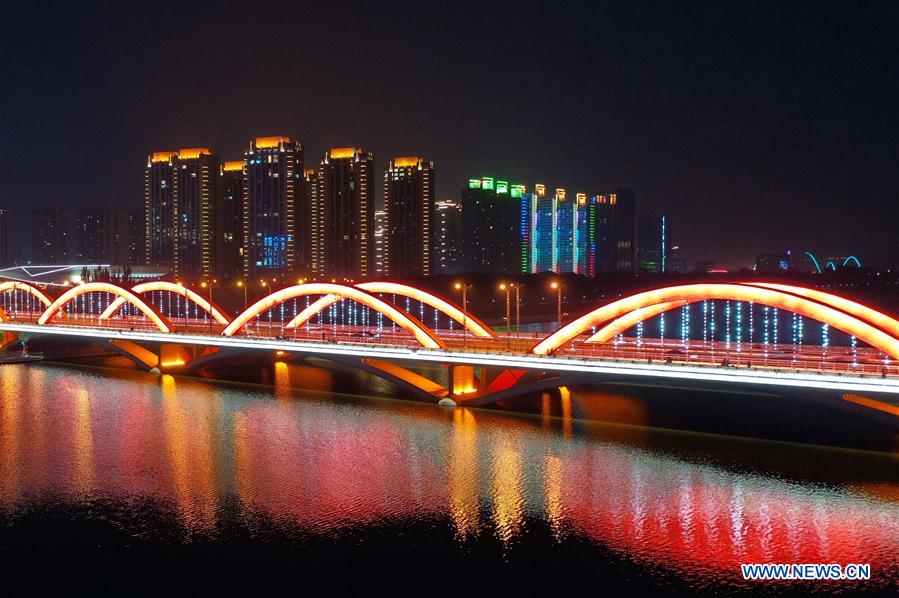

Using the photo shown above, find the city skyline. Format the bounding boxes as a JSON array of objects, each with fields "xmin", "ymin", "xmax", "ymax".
[{"xmin": 2, "ymin": 1, "xmax": 896, "ymax": 269}]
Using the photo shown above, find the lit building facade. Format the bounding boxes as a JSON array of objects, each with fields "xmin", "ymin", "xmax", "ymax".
[
  {"xmin": 31, "ymin": 204, "xmax": 67, "ymax": 264},
  {"xmin": 243, "ymin": 136, "xmax": 303, "ymax": 280},
  {"xmin": 0, "ymin": 201, "xmax": 9, "ymax": 267},
  {"xmin": 145, "ymin": 151, "xmax": 178, "ymax": 268},
  {"xmin": 173, "ymin": 148, "xmax": 219, "ymax": 279},
  {"xmin": 373, "ymin": 209, "xmax": 386, "ymax": 275},
  {"xmin": 384, "ymin": 156, "xmax": 434, "ymax": 278},
  {"xmin": 460, "ymin": 177, "xmax": 523, "ymax": 275},
  {"xmin": 316, "ymin": 147, "xmax": 374, "ymax": 280},
  {"xmin": 521, "ymin": 188, "xmax": 598, "ymax": 275},
  {"xmin": 307, "ymin": 169, "xmax": 324, "ymax": 278},
  {"xmin": 637, "ymin": 215, "xmax": 671, "ymax": 273},
  {"xmin": 217, "ymin": 160, "xmax": 244, "ymax": 278},
  {"xmin": 435, "ymin": 199, "xmax": 463, "ymax": 274}
]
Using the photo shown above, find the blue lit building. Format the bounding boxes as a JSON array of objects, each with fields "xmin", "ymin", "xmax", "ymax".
[
  {"xmin": 521, "ymin": 188, "xmax": 599, "ymax": 276},
  {"xmin": 244, "ymin": 136, "xmax": 303, "ymax": 280}
]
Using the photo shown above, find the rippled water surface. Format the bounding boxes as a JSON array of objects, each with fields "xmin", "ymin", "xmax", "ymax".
[{"xmin": 0, "ymin": 362, "xmax": 897, "ymax": 595}]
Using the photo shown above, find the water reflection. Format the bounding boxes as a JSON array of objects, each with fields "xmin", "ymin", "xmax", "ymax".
[{"xmin": 0, "ymin": 362, "xmax": 896, "ymax": 589}]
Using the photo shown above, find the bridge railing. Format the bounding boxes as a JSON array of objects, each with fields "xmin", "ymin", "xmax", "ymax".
[{"xmin": 7, "ymin": 314, "xmax": 898, "ymax": 379}]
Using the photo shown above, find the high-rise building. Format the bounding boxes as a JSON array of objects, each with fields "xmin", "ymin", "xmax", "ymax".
[
  {"xmin": 145, "ymin": 151, "xmax": 178, "ymax": 268},
  {"xmin": 435, "ymin": 199, "xmax": 463, "ymax": 274},
  {"xmin": 306, "ymin": 168, "xmax": 323, "ymax": 278},
  {"xmin": 316, "ymin": 147, "xmax": 374, "ymax": 280},
  {"xmin": 0, "ymin": 201, "xmax": 9, "ymax": 267},
  {"xmin": 127, "ymin": 208, "xmax": 144, "ymax": 266},
  {"xmin": 74, "ymin": 206, "xmax": 111, "ymax": 263},
  {"xmin": 243, "ymin": 136, "xmax": 303, "ymax": 280},
  {"xmin": 460, "ymin": 176, "xmax": 522, "ymax": 275},
  {"xmin": 31, "ymin": 204, "xmax": 67, "ymax": 264},
  {"xmin": 374, "ymin": 209, "xmax": 386, "ymax": 275},
  {"xmin": 106, "ymin": 208, "xmax": 142, "ymax": 266},
  {"xmin": 217, "ymin": 160, "xmax": 244, "ymax": 278},
  {"xmin": 595, "ymin": 189, "xmax": 635, "ymax": 273},
  {"xmin": 637, "ymin": 215, "xmax": 671, "ymax": 273},
  {"xmin": 521, "ymin": 188, "xmax": 597, "ymax": 275},
  {"xmin": 173, "ymin": 148, "xmax": 219, "ymax": 279},
  {"xmin": 384, "ymin": 156, "xmax": 435, "ymax": 278}
]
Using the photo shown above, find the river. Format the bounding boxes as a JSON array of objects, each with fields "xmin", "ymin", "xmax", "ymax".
[{"xmin": 0, "ymin": 361, "xmax": 896, "ymax": 594}]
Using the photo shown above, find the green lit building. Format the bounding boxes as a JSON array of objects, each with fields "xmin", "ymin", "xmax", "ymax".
[{"xmin": 458, "ymin": 177, "xmax": 524, "ymax": 275}]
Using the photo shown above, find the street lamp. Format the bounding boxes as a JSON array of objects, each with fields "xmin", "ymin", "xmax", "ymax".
[
  {"xmin": 498, "ymin": 282, "xmax": 522, "ymax": 349},
  {"xmin": 550, "ymin": 280, "xmax": 562, "ymax": 325},
  {"xmin": 454, "ymin": 282, "xmax": 472, "ymax": 350},
  {"xmin": 236, "ymin": 280, "xmax": 247, "ymax": 310},
  {"xmin": 201, "ymin": 279, "xmax": 216, "ymax": 333}
]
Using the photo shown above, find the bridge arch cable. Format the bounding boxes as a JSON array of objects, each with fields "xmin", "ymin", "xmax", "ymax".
[
  {"xmin": 0, "ymin": 281, "xmax": 55, "ymax": 317},
  {"xmin": 222, "ymin": 282, "xmax": 446, "ymax": 349},
  {"xmin": 99, "ymin": 281, "xmax": 231, "ymax": 325},
  {"xmin": 283, "ymin": 281, "xmax": 496, "ymax": 339},
  {"xmin": 531, "ymin": 283, "xmax": 899, "ymax": 359},
  {"xmin": 37, "ymin": 282, "xmax": 174, "ymax": 333},
  {"xmin": 804, "ymin": 252, "xmax": 822, "ymax": 274}
]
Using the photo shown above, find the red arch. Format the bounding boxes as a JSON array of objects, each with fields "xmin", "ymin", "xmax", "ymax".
[
  {"xmin": 223, "ymin": 282, "xmax": 446, "ymax": 349},
  {"xmin": 284, "ymin": 281, "xmax": 496, "ymax": 338},
  {"xmin": 587, "ymin": 300, "xmax": 689, "ymax": 343},
  {"xmin": 0, "ymin": 281, "xmax": 54, "ymax": 308},
  {"xmin": 99, "ymin": 281, "xmax": 231, "ymax": 325},
  {"xmin": 532, "ymin": 283, "xmax": 899, "ymax": 359},
  {"xmin": 743, "ymin": 282, "xmax": 899, "ymax": 338},
  {"xmin": 38, "ymin": 282, "xmax": 173, "ymax": 333}
]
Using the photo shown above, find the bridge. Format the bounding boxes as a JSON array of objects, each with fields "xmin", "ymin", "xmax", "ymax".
[{"xmin": 0, "ymin": 279, "xmax": 898, "ymax": 409}]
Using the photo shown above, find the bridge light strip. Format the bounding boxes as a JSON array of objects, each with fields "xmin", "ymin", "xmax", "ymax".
[{"xmin": 2, "ymin": 322, "xmax": 897, "ymax": 396}]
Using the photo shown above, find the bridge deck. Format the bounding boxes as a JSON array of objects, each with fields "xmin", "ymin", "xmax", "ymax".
[{"xmin": 2, "ymin": 316, "xmax": 898, "ymax": 397}]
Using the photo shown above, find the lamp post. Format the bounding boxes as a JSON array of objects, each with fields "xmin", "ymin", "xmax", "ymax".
[
  {"xmin": 511, "ymin": 283, "xmax": 521, "ymax": 336},
  {"xmin": 260, "ymin": 280, "xmax": 270, "ymax": 335},
  {"xmin": 454, "ymin": 282, "xmax": 472, "ymax": 350},
  {"xmin": 499, "ymin": 283, "xmax": 511, "ymax": 349},
  {"xmin": 237, "ymin": 280, "xmax": 247, "ymax": 310},
  {"xmin": 550, "ymin": 280, "xmax": 562, "ymax": 325},
  {"xmin": 201, "ymin": 279, "xmax": 216, "ymax": 333}
]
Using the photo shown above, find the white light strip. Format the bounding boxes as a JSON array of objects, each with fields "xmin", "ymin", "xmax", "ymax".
[{"xmin": 2, "ymin": 323, "xmax": 898, "ymax": 396}]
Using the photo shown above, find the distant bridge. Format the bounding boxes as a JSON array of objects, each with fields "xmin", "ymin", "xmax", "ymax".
[{"xmin": 1, "ymin": 279, "xmax": 898, "ymax": 408}]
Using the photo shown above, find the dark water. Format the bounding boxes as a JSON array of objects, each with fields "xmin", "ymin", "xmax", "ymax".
[{"xmin": 0, "ymin": 362, "xmax": 897, "ymax": 595}]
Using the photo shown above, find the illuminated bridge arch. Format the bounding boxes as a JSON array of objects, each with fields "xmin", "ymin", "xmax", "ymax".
[
  {"xmin": 223, "ymin": 282, "xmax": 446, "ymax": 349},
  {"xmin": 804, "ymin": 252, "xmax": 822, "ymax": 274},
  {"xmin": 843, "ymin": 255, "xmax": 861, "ymax": 268},
  {"xmin": 0, "ymin": 281, "xmax": 54, "ymax": 309},
  {"xmin": 532, "ymin": 283, "xmax": 899, "ymax": 359},
  {"xmin": 38, "ymin": 282, "xmax": 174, "ymax": 333},
  {"xmin": 99, "ymin": 281, "xmax": 231, "ymax": 325},
  {"xmin": 284, "ymin": 281, "xmax": 496, "ymax": 338}
]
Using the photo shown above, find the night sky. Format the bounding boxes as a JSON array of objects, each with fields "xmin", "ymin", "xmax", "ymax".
[{"xmin": 1, "ymin": 1, "xmax": 896, "ymax": 268}]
